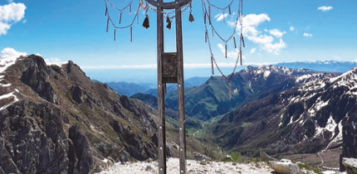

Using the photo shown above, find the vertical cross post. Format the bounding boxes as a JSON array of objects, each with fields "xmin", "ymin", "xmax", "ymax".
[
  {"xmin": 175, "ymin": 1, "xmax": 187, "ymax": 173},
  {"xmin": 156, "ymin": 0, "xmax": 166, "ymax": 173},
  {"xmin": 151, "ymin": 0, "xmax": 190, "ymax": 173}
]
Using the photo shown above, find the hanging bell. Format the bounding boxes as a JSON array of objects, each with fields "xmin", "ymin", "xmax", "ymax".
[
  {"xmin": 189, "ymin": 13, "xmax": 194, "ymax": 22},
  {"xmin": 166, "ymin": 16, "xmax": 171, "ymax": 30},
  {"xmin": 166, "ymin": 16, "xmax": 170, "ymax": 23},
  {"xmin": 142, "ymin": 15, "xmax": 150, "ymax": 29}
]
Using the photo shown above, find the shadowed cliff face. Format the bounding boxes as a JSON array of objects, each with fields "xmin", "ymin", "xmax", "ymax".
[
  {"xmin": 0, "ymin": 55, "xmax": 158, "ymax": 173},
  {"xmin": 0, "ymin": 55, "xmax": 221, "ymax": 173},
  {"xmin": 341, "ymin": 114, "xmax": 357, "ymax": 171}
]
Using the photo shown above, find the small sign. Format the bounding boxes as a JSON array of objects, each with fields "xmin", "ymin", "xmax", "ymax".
[{"xmin": 162, "ymin": 52, "xmax": 177, "ymax": 83}]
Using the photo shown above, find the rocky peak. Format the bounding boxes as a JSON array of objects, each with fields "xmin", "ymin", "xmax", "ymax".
[{"xmin": 20, "ymin": 55, "xmax": 57, "ymax": 103}]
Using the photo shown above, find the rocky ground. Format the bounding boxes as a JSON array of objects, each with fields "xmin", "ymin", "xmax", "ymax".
[
  {"xmin": 96, "ymin": 158, "xmax": 348, "ymax": 174},
  {"xmin": 96, "ymin": 158, "xmax": 273, "ymax": 174}
]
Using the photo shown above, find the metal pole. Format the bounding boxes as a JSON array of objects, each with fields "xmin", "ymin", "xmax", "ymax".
[
  {"xmin": 157, "ymin": 0, "xmax": 166, "ymax": 173},
  {"xmin": 175, "ymin": 1, "xmax": 187, "ymax": 173}
]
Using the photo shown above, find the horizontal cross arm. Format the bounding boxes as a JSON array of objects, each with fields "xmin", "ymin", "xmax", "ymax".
[{"xmin": 145, "ymin": 0, "xmax": 192, "ymax": 9}]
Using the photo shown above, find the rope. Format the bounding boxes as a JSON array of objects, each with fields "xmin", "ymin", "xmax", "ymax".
[
  {"xmin": 104, "ymin": 0, "xmax": 140, "ymax": 30},
  {"xmin": 206, "ymin": 0, "xmax": 235, "ymax": 11},
  {"xmin": 106, "ymin": 0, "xmax": 134, "ymax": 12},
  {"xmin": 201, "ymin": 0, "xmax": 243, "ymax": 83}
]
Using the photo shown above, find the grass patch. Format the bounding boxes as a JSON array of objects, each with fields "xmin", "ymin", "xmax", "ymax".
[
  {"xmin": 199, "ymin": 161, "xmax": 206, "ymax": 165},
  {"xmin": 241, "ymin": 122, "xmax": 251, "ymax": 128},
  {"xmin": 231, "ymin": 152, "xmax": 242, "ymax": 161},
  {"xmin": 298, "ymin": 163, "xmax": 322, "ymax": 174}
]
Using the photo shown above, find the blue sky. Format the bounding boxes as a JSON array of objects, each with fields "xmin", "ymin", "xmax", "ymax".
[{"xmin": 1, "ymin": 0, "xmax": 357, "ymax": 82}]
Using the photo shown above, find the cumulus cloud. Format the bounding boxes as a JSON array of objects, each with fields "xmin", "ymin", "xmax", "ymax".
[
  {"xmin": 289, "ymin": 26, "xmax": 294, "ymax": 31},
  {"xmin": 269, "ymin": 29, "xmax": 286, "ymax": 38},
  {"xmin": 0, "ymin": 2, "xmax": 26, "ymax": 35},
  {"xmin": 217, "ymin": 43, "xmax": 246, "ymax": 59},
  {"xmin": 215, "ymin": 13, "xmax": 228, "ymax": 22},
  {"xmin": 263, "ymin": 39, "xmax": 286, "ymax": 54},
  {"xmin": 44, "ymin": 57, "xmax": 67, "ymax": 66},
  {"xmin": 81, "ymin": 62, "xmax": 274, "ymax": 69},
  {"xmin": 228, "ymin": 13, "xmax": 286, "ymax": 54},
  {"xmin": 303, "ymin": 33, "xmax": 313, "ymax": 37},
  {"xmin": 250, "ymin": 48, "xmax": 256, "ymax": 54},
  {"xmin": 318, "ymin": 6, "xmax": 333, "ymax": 12},
  {"xmin": 0, "ymin": 47, "xmax": 27, "ymax": 59}
]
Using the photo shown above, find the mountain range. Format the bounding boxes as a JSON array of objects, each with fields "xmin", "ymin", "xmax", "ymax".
[
  {"xmin": 276, "ymin": 60, "xmax": 357, "ymax": 73},
  {"xmin": 0, "ymin": 55, "xmax": 356, "ymax": 173},
  {"xmin": 0, "ymin": 55, "xmax": 219, "ymax": 174}
]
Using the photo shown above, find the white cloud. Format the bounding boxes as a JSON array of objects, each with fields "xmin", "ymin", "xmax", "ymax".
[
  {"xmin": 269, "ymin": 29, "xmax": 286, "ymax": 38},
  {"xmin": 227, "ymin": 13, "xmax": 286, "ymax": 54},
  {"xmin": 215, "ymin": 13, "xmax": 228, "ymax": 22},
  {"xmin": 0, "ymin": 2, "xmax": 26, "ymax": 35},
  {"xmin": 0, "ymin": 22, "xmax": 10, "ymax": 35},
  {"xmin": 0, "ymin": 47, "xmax": 27, "ymax": 60},
  {"xmin": 289, "ymin": 26, "xmax": 294, "ymax": 31},
  {"xmin": 217, "ymin": 43, "xmax": 245, "ymax": 59},
  {"xmin": 250, "ymin": 48, "xmax": 256, "ymax": 54},
  {"xmin": 318, "ymin": 6, "xmax": 333, "ymax": 12},
  {"xmin": 262, "ymin": 39, "xmax": 286, "ymax": 54},
  {"xmin": 81, "ymin": 62, "xmax": 275, "ymax": 70},
  {"xmin": 22, "ymin": 19, "xmax": 26, "ymax": 23},
  {"xmin": 303, "ymin": 33, "xmax": 313, "ymax": 37}
]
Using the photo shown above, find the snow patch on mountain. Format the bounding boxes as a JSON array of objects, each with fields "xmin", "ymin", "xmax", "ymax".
[
  {"xmin": 0, "ymin": 91, "xmax": 19, "ymax": 111},
  {"xmin": 264, "ymin": 71, "xmax": 271, "ymax": 78},
  {"xmin": 313, "ymin": 116, "xmax": 338, "ymax": 139},
  {"xmin": 0, "ymin": 48, "xmax": 24, "ymax": 110}
]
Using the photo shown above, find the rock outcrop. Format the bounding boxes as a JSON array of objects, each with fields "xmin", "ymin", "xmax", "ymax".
[
  {"xmin": 341, "ymin": 114, "xmax": 357, "ymax": 171},
  {"xmin": 269, "ymin": 159, "xmax": 300, "ymax": 174},
  {"xmin": 342, "ymin": 158, "xmax": 357, "ymax": 174}
]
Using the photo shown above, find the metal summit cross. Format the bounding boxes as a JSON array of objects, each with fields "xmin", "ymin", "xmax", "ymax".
[
  {"xmin": 145, "ymin": 0, "xmax": 192, "ymax": 173},
  {"xmin": 104, "ymin": 0, "xmax": 245, "ymax": 173}
]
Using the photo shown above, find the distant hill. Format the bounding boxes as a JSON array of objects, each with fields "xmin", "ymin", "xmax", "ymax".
[
  {"xmin": 165, "ymin": 65, "xmax": 335, "ymax": 121},
  {"xmin": 276, "ymin": 60, "xmax": 357, "ymax": 73},
  {"xmin": 143, "ymin": 77, "xmax": 209, "ymax": 97},
  {"xmin": 106, "ymin": 82, "xmax": 150, "ymax": 96},
  {"xmin": 184, "ymin": 77, "xmax": 209, "ymax": 87}
]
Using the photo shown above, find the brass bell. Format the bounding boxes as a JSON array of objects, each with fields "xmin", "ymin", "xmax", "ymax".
[{"xmin": 142, "ymin": 15, "xmax": 150, "ymax": 29}]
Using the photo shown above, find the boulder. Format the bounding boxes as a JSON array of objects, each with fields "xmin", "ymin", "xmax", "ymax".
[
  {"xmin": 342, "ymin": 158, "xmax": 357, "ymax": 174},
  {"xmin": 193, "ymin": 152, "xmax": 211, "ymax": 161},
  {"xmin": 260, "ymin": 151, "xmax": 276, "ymax": 161},
  {"xmin": 269, "ymin": 159, "xmax": 300, "ymax": 174}
]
